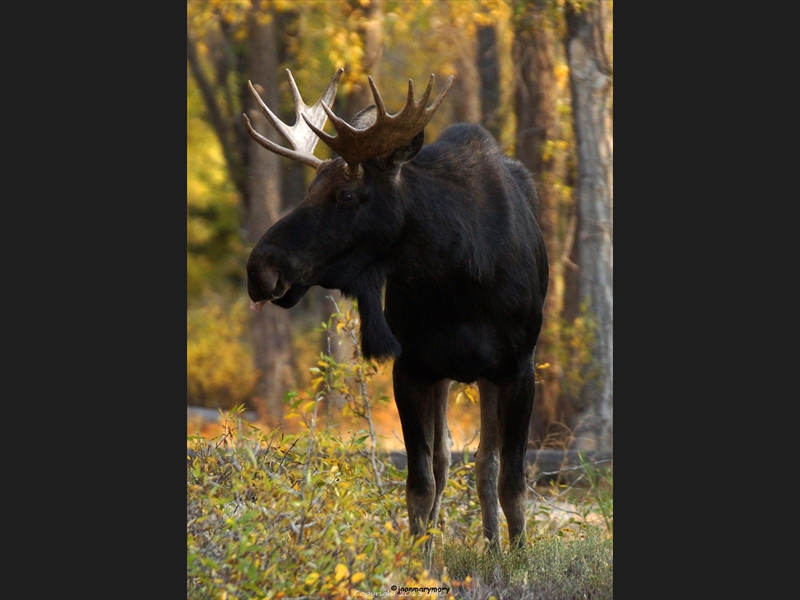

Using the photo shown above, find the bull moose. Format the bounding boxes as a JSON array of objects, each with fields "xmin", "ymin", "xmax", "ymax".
[{"xmin": 244, "ymin": 68, "xmax": 548, "ymax": 549}]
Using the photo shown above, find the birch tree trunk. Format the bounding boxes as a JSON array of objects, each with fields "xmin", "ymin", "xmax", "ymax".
[{"xmin": 565, "ymin": 0, "xmax": 613, "ymax": 454}]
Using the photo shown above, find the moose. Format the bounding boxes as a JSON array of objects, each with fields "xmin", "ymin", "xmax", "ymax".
[{"xmin": 244, "ymin": 68, "xmax": 548, "ymax": 549}]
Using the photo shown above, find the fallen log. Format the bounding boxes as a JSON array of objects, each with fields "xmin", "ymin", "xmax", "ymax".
[{"xmin": 388, "ymin": 449, "xmax": 612, "ymax": 479}]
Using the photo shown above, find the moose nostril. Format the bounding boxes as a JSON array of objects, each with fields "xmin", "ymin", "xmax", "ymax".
[{"xmin": 261, "ymin": 267, "xmax": 281, "ymax": 293}]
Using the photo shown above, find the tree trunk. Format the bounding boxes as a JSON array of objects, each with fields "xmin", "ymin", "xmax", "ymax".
[
  {"xmin": 245, "ymin": 0, "xmax": 296, "ymax": 422},
  {"xmin": 344, "ymin": 0, "xmax": 384, "ymax": 121},
  {"xmin": 450, "ymin": 36, "xmax": 481, "ymax": 124},
  {"xmin": 565, "ymin": 0, "xmax": 613, "ymax": 454},
  {"xmin": 476, "ymin": 19, "xmax": 501, "ymax": 139},
  {"xmin": 275, "ymin": 7, "xmax": 310, "ymax": 216},
  {"xmin": 513, "ymin": 0, "xmax": 571, "ymax": 448}
]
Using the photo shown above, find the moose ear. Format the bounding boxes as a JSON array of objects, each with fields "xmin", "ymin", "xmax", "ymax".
[{"xmin": 385, "ymin": 129, "xmax": 425, "ymax": 168}]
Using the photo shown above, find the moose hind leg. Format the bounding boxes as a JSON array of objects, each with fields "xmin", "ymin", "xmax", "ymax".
[
  {"xmin": 428, "ymin": 379, "xmax": 452, "ymax": 530},
  {"xmin": 476, "ymin": 379, "xmax": 501, "ymax": 548},
  {"xmin": 393, "ymin": 361, "xmax": 437, "ymax": 537},
  {"xmin": 497, "ymin": 362, "xmax": 536, "ymax": 547}
]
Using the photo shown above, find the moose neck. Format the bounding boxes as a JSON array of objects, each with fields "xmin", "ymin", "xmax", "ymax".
[{"xmin": 388, "ymin": 157, "xmax": 494, "ymax": 286}]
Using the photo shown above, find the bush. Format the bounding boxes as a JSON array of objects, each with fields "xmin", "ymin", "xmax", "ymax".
[
  {"xmin": 187, "ymin": 298, "xmax": 259, "ymax": 410},
  {"xmin": 187, "ymin": 408, "xmax": 429, "ymax": 599}
]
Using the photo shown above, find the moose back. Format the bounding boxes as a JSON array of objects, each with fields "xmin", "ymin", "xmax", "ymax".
[{"xmin": 244, "ymin": 69, "xmax": 548, "ymax": 548}]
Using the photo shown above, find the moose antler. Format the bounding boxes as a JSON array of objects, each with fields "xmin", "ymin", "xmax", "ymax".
[
  {"xmin": 304, "ymin": 74, "xmax": 454, "ymax": 172},
  {"xmin": 243, "ymin": 68, "xmax": 343, "ymax": 169}
]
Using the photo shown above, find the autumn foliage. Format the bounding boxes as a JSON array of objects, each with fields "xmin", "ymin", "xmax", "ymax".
[{"xmin": 187, "ymin": 308, "xmax": 612, "ymax": 599}]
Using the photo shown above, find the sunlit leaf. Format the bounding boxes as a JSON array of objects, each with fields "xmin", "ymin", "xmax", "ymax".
[
  {"xmin": 350, "ymin": 571, "xmax": 366, "ymax": 584},
  {"xmin": 334, "ymin": 563, "xmax": 349, "ymax": 582},
  {"xmin": 412, "ymin": 534, "xmax": 430, "ymax": 550}
]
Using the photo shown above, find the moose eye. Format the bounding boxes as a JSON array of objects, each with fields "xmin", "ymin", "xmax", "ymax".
[{"xmin": 339, "ymin": 191, "xmax": 354, "ymax": 204}]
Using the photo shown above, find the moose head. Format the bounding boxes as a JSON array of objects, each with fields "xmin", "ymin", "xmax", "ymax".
[{"xmin": 244, "ymin": 68, "xmax": 452, "ymax": 361}]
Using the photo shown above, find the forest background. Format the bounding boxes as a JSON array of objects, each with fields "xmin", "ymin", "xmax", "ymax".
[{"xmin": 187, "ymin": 0, "xmax": 613, "ymax": 455}]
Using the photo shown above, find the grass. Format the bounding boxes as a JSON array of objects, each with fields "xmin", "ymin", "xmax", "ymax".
[{"xmin": 443, "ymin": 528, "xmax": 611, "ymax": 599}]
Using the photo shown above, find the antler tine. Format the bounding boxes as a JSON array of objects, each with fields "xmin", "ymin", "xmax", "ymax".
[
  {"xmin": 243, "ymin": 68, "xmax": 343, "ymax": 169},
  {"xmin": 242, "ymin": 111, "xmax": 321, "ymax": 169},
  {"xmin": 316, "ymin": 68, "xmax": 342, "ymax": 113},
  {"xmin": 248, "ymin": 80, "xmax": 293, "ymax": 146},
  {"xmin": 367, "ymin": 76, "xmax": 388, "ymax": 126},
  {"xmin": 414, "ymin": 75, "xmax": 434, "ymax": 109},
  {"xmin": 425, "ymin": 75, "xmax": 454, "ymax": 115},
  {"xmin": 286, "ymin": 69, "xmax": 305, "ymax": 110},
  {"xmin": 405, "ymin": 78, "xmax": 416, "ymax": 108}
]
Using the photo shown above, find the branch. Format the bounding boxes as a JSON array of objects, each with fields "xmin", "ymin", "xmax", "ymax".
[{"xmin": 187, "ymin": 30, "xmax": 246, "ymax": 198}]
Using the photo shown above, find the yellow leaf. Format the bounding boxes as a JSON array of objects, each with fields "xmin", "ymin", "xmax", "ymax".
[
  {"xmin": 305, "ymin": 572, "xmax": 320, "ymax": 585},
  {"xmin": 412, "ymin": 534, "xmax": 430, "ymax": 550},
  {"xmin": 334, "ymin": 564, "xmax": 349, "ymax": 582},
  {"xmin": 351, "ymin": 572, "xmax": 366, "ymax": 584},
  {"xmin": 302, "ymin": 400, "xmax": 317, "ymax": 413}
]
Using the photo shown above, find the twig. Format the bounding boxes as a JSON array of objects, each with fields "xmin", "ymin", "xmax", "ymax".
[
  {"xmin": 328, "ymin": 295, "xmax": 384, "ymax": 491},
  {"xmin": 296, "ymin": 374, "xmax": 323, "ymax": 545},
  {"xmin": 534, "ymin": 457, "xmax": 612, "ymax": 478}
]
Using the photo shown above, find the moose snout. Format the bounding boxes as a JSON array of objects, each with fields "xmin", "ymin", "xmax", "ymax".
[{"xmin": 247, "ymin": 263, "xmax": 290, "ymax": 311}]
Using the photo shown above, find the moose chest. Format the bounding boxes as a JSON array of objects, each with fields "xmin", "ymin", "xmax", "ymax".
[{"xmin": 383, "ymin": 278, "xmax": 523, "ymax": 383}]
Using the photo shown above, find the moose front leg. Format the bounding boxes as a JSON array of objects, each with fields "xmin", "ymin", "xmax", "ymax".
[{"xmin": 392, "ymin": 361, "xmax": 445, "ymax": 539}]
